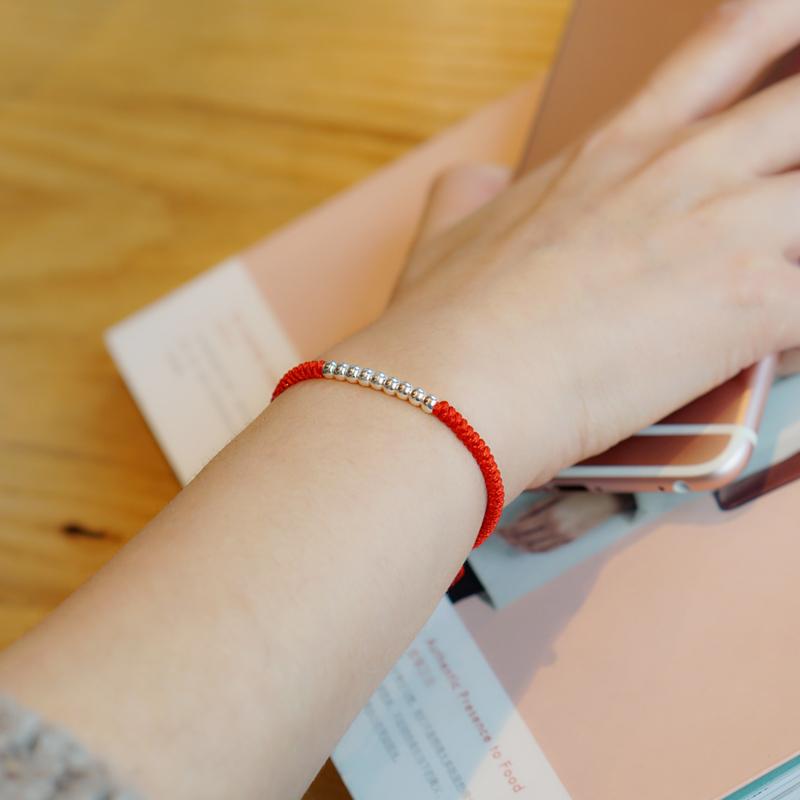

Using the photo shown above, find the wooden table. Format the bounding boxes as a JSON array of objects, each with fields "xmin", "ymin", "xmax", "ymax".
[{"xmin": 0, "ymin": 1, "xmax": 568, "ymax": 795}]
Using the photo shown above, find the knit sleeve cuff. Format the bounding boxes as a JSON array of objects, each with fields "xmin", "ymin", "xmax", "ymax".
[{"xmin": 0, "ymin": 693, "xmax": 140, "ymax": 799}]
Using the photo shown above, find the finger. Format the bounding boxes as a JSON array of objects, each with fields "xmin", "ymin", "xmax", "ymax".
[
  {"xmin": 695, "ymin": 72, "xmax": 800, "ymax": 177},
  {"xmin": 621, "ymin": 0, "xmax": 800, "ymax": 134},
  {"xmin": 412, "ymin": 163, "xmax": 511, "ymax": 249},
  {"xmin": 704, "ymin": 174, "xmax": 800, "ymax": 257},
  {"xmin": 684, "ymin": 175, "xmax": 800, "ymax": 356}
]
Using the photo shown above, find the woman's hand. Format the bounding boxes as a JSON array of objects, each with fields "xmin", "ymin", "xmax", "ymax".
[{"xmin": 331, "ymin": 0, "xmax": 800, "ymax": 498}]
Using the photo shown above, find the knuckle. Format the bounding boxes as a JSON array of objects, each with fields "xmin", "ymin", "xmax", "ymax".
[
  {"xmin": 687, "ymin": 202, "xmax": 726, "ymax": 243},
  {"xmin": 723, "ymin": 250, "xmax": 775, "ymax": 315},
  {"xmin": 720, "ymin": 251, "xmax": 783, "ymax": 357},
  {"xmin": 683, "ymin": 184, "xmax": 791, "ymax": 342},
  {"xmin": 727, "ymin": 253, "xmax": 762, "ymax": 300},
  {"xmin": 684, "ymin": 197, "xmax": 776, "ymax": 313}
]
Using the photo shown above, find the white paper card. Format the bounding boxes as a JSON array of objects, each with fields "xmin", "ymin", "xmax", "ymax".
[
  {"xmin": 333, "ymin": 598, "xmax": 571, "ymax": 800},
  {"xmin": 105, "ymin": 258, "xmax": 299, "ymax": 484}
]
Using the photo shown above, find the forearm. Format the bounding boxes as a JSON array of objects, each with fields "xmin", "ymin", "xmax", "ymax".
[{"xmin": 0, "ymin": 331, "xmax": 491, "ymax": 799}]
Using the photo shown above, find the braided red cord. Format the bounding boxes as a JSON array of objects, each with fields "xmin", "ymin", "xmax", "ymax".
[
  {"xmin": 432, "ymin": 401, "xmax": 505, "ymax": 547},
  {"xmin": 270, "ymin": 360, "xmax": 504, "ymax": 586},
  {"xmin": 271, "ymin": 360, "xmax": 325, "ymax": 401}
]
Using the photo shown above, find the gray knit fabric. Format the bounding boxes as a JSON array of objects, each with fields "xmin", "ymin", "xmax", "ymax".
[{"xmin": 0, "ymin": 695, "xmax": 139, "ymax": 800}]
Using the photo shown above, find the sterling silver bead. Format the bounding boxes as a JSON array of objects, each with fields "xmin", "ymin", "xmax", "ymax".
[
  {"xmin": 321, "ymin": 361, "xmax": 438, "ymax": 413},
  {"xmin": 322, "ymin": 361, "xmax": 337, "ymax": 379},
  {"xmin": 335, "ymin": 362, "xmax": 350, "ymax": 380},
  {"xmin": 397, "ymin": 382, "xmax": 413, "ymax": 401},
  {"xmin": 422, "ymin": 394, "xmax": 438, "ymax": 414},
  {"xmin": 410, "ymin": 387, "xmax": 426, "ymax": 407}
]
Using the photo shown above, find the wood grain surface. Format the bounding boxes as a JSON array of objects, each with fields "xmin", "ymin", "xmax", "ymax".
[{"xmin": 0, "ymin": 1, "xmax": 569, "ymax": 796}]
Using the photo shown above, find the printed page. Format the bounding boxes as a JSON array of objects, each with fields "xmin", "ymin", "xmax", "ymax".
[
  {"xmin": 106, "ymin": 258, "xmax": 298, "ymax": 484},
  {"xmin": 333, "ymin": 598, "xmax": 571, "ymax": 800}
]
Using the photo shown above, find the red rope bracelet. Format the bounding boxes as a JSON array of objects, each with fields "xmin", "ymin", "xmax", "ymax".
[{"xmin": 271, "ymin": 359, "xmax": 505, "ymax": 585}]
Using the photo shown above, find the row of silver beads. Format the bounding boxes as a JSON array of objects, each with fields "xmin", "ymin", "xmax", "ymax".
[{"xmin": 322, "ymin": 360, "xmax": 438, "ymax": 414}]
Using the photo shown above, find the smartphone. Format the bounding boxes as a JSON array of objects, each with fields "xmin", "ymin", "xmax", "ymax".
[
  {"xmin": 520, "ymin": 0, "xmax": 784, "ymax": 493},
  {"xmin": 715, "ymin": 374, "xmax": 800, "ymax": 510}
]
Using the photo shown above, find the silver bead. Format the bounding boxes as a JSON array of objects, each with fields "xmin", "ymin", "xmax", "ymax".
[
  {"xmin": 322, "ymin": 361, "xmax": 337, "ymax": 379},
  {"xmin": 384, "ymin": 376, "xmax": 400, "ymax": 396},
  {"xmin": 358, "ymin": 368, "xmax": 374, "ymax": 387},
  {"xmin": 422, "ymin": 394, "xmax": 438, "ymax": 414},
  {"xmin": 397, "ymin": 381, "xmax": 413, "ymax": 401},
  {"xmin": 335, "ymin": 362, "xmax": 349, "ymax": 380},
  {"xmin": 410, "ymin": 387, "xmax": 426, "ymax": 407},
  {"xmin": 370, "ymin": 372, "xmax": 387, "ymax": 390},
  {"xmin": 346, "ymin": 365, "xmax": 361, "ymax": 383}
]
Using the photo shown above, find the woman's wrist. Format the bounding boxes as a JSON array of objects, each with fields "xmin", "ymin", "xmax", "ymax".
[{"xmin": 319, "ymin": 314, "xmax": 562, "ymax": 500}]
